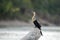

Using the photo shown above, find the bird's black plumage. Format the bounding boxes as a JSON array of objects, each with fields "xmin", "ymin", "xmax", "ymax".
[
  {"xmin": 33, "ymin": 20, "xmax": 41, "ymax": 30},
  {"xmin": 33, "ymin": 20, "xmax": 43, "ymax": 35}
]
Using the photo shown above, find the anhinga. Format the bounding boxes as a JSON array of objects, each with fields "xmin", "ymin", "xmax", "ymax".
[
  {"xmin": 21, "ymin": 12, "xmax": 42, "ymax": 40},
  {"xmin": 32, "ymin": 11, "xmax": 43, "ymax": 35}
]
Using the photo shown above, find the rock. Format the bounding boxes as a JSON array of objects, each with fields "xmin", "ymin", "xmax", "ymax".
[{"xmin": 21, "ymin": 28, "xmax": 42, "ymax": 40}]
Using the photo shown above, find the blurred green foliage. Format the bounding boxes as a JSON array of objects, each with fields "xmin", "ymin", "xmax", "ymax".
[
  {"xmin": 31, "ymin": 0, "xmax": 60, "ymax": 15},
  {"xmin": 0, "ymin": 0, "xmax": 60, "ymax": 23}
]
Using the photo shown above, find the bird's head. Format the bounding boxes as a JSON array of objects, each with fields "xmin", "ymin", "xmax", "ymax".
[
  {"xmin": 32, "ymin": 11, "xmax": 36, "ymax": 22},
  {"xmin": 32, "ymin": 11, "xmax": 36, "ymax": 16}
]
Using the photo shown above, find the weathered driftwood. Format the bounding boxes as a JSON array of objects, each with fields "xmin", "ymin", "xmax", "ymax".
[{"xmin": 21, "ymin": 28, "xmax": 41, "ymax": 40}]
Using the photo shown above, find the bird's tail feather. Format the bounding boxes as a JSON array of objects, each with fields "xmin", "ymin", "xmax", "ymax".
[{"xmin": 40, "ymin": 31, "xmax": 43, "ymax": 36}]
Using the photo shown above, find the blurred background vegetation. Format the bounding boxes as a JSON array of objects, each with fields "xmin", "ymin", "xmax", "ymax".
[{"xmin": 0, "ymin": 0, "xmax": 60, "ymax": 25}]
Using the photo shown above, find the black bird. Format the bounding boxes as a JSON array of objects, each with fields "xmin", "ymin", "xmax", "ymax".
[
  {"xmin": 21, "ymin": 12, "xmax": 43, "ymax": 40},
  {"xmin": 32, "ymin": 12, "xmax": 43, "ymax": 35}
]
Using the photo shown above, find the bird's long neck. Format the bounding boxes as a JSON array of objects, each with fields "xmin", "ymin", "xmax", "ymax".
[{"xmin": 32, "ymin": 12, "xmax": 36, "ymax": 22}]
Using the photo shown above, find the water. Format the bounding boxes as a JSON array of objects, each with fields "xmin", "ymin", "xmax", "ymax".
[
  {"xmin": 0, "ymin": 26, "xmax": 60, "ymax": 40},
  {"xmin": 0, "ymin": 30, "xmax": 29, "ymax": 40},
  {"xmin": 39, "ymin": 31, "xmax": 60, "ymax": 40},
  {"xmin": 38, "ymin": 26, "xmax": 60, "ymax": 40}
]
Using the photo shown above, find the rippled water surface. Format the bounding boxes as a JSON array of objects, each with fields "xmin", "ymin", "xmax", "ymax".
[{"xmin": 0, "ymin": 26, "xmax": 60, "ymax": 40}]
